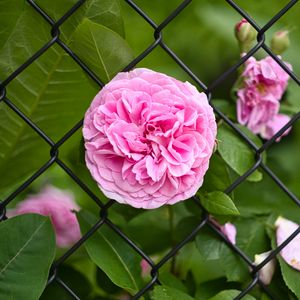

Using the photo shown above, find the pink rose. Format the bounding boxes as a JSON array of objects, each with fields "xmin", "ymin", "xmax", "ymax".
[
  {"xmin": 83, "ymin": 68, "xmax": 217, "ymax": 209},
  {"xmin": 220, "ymin": 222, "xmax": 237, "ymax": 245},
  {"xmin": 275, "ymin": 216, "xmax": 300, "ymax": 271},
  {"xmin": 237, "ymin": 56, "xmax": 291, "ymax": 138},
  {"xmin": 8, "ymin": 186, "xmax": 81, "ymax": 248}
]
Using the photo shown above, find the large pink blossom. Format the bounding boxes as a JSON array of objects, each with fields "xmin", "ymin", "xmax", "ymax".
[
  {"xmin": 237, "ymin": 56, "xmax": 291, "ymax": 138},
  {"xmin": 8, "ymin": 186, "xmax": 81, "ymax": 248},
  {"xmin": 83, "ymin": 68, "xmax": 217, "ymax": 209}
]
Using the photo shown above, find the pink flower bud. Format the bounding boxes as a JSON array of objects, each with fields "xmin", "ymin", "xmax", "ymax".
[
  {"xmin": 220, "ymin": 222, "xmax": 237, "ymax": 245},
  {"xmin": 275, "ymin": 216, "xmax": 300, "ymax": 271},
  {"xmin": 140, "ymin": 259, "xmax": 151, "ymax": 277},
  {"xmin": 271, "ymin": 30, "xmax": 290, "ymax": 55},
  {"xmin": 235, "ymin": 19, "xmax": 256, "ymax": 52},
  {"xmin": 254, "ymin": 251, "xmax": 276, "ymax": 285}
]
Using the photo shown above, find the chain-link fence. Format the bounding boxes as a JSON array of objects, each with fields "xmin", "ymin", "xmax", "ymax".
[{"xmin": 0, "ymin": 0, "xmax": 300, "ymax": 299}]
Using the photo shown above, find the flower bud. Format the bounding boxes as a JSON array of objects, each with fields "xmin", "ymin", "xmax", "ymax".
[
  {"xmin": 235, "ymin": 19, "xmax": 257, "ymax": 52},
  {"xmin": 140, "ymin": 259, "xmax": 151, "ymax": 277},
  {"xmin": 220, "ymin": 222, "xmax": 237, "ymax": 245},
  {"xmin": 254, "ymin": 251, "xmax": 276, "ymax": 285},
  {"xmin": 271, "ymin": 30, "xmax": 290, "ymax": 55}
]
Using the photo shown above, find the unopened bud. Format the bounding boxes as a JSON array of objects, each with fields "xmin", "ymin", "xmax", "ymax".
[
  {"xmin": 235, "ymin": 19, "xmax": 257, "ymax": 53},
  {"xmin": 271, "ymin": 30, "xmax": 290, "ymax": 55},
  {"xmin": 254, "ymin": 251, "xmax": 276, "ymax": 285}
]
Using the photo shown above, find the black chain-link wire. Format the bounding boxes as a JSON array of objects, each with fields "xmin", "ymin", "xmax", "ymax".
[{"xmin": 0, "ymin": 0, "xmax": 299, "ymax": 299}]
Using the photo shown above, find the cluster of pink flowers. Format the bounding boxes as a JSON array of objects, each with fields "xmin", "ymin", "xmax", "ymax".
[
  {"xmin": 237, "ymin": 56, "xmax": 291, "ymax": 140},
  {"xmin": 83, "ymin": 68, "xmax": 217, "ymax": 209},
  {"xmin": 8, "ymin": 186, "xmax": 81, "ymax": 248}
]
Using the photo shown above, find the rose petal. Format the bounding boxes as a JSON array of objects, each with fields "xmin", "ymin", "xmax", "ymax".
[
  {"xmin": 275, "ymin": 216, "xmax": 300, "ymax": 271},
  {"xmin": 220, "ymin": 222, "xmax": 237, "ymax": 245},
  {"xmin": 254, "ymin": 251, "xmax": 276, "ymax": 285}
]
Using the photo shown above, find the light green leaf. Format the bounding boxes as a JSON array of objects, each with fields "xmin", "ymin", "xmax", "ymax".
[
  {"xmin": 200, "ymin": 191, "xmax": 239, "ymax": 216},
  {"xmin": 209, "ymin": 289, "xmax": 256, "ymax": 300},
  {"xmin": 151, "ymin": 285, "xmax": 195, "ymax": 300},
  {"xmin": 0, "ymin": 3, "xmax": 132, "ymax": 195},
  {"xmin": 176, "ymin": 242, "xmax": 225, "ymax": 284},
  {"xmin": 159, "ymin": 272, "xmax": 188, "ymax": 293},
  {"xmin": 217, "ymin": 124, "xmax": 262, "ymax": 182},
  {"xmin": 0, "ymin": 214, "xmax": 55, "ymax": 300},
  {"xmin": 78, "ymin": 210, "xmax": 142, "ymax": 295},
  {"xmin": 195, "ymin": 228, "xmax": 223, "ymax": 261},
  {"xmin": 72, "ymin": 18, "xmax": 134, "ymax": 82}
]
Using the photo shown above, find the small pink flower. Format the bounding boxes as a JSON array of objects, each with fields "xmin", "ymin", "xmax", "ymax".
[
  {"xmin": 8, "ymin": 186, "xmax": 81, "ymax": 248},
  {"xmin": 275, "ymin": 216, "xmax": 300, "ymax": 271},
  {"xmin": 260, "ymin": 113, "xmax": 291, "ymax": 141},
  {"xmin": 83, "ymin": 68, "xmax": 217, "ymax": 209},
  {"xmin": 220, "ymin": 222, "xmax": 237, "ymax": 245},
  {"xmin": 140, "ymin": 259, "xmax": 151, "ymax": 277},
  {"xmin": 237, "ymin": 56, "xmax": 291, "ymax": 139}
]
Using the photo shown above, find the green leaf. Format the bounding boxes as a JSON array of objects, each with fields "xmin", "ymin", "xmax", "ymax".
[
  {"xmin": 208, "ymin": 289, "xmax": 256, "ymax": 300},
  {"xmin": 219, "ymin": 244, "xmax": 249, "ymax": 282},
  {"xmin": 176, "ymin": 242, "xmax": 225, "ymax": 284},
  {"xmin": 0, "ymin": 214, "xmax": 55, "ymax": 300},
  {"xmin": 195, "ymin": 228, "xmax": 223, "ymax": 261},
  {"xmin": 175, "ymin": 216, "xmax": 199, "ymax": 243},
  {"xmin": 0, "ymin": 0, "xmax": 26, "ymax": 51},
  {"xmin": 235, "ymin": 217, "xmax": 269, "ymax": 259},
  {"xmin": 159, "ymin": 272, "xmax": 188, "ymax": 293},
  {"xmin": 40, "ymin": 265, "xmax": 93, "ymax": 300},
  {"xmin": 151, "ymin": 285, "xmax": 195, "ymax": 300},
  {"xmin": 0, "ymin": 4, "xmax": 133, "ymax": 195},
  {"xmin": 200, "ymin": 191, "xmax": 239, "ymax": 216},
  {"xmin": 217, "ymin": 124, "xmax": 262, "ymax": 182},
  {"xmin": 78, "ymin": 210, "xmax": 142, "ymax": 295},
  {"xmin": 195, "ymin": 278, "xmax": 241, "ymax": 300},
  {"xmin": 202, "ymin": 154, "xmax": 232, "ymax": 194},
  {"xmin": 124, "ymin": 208, "xmax": 172, "ymax": 254},
  {"xmin": 72, "ymin": 18, "xmax": 134, "ymax": 82},
  {"xmin": 96, "ymin": 267, "xmax": 122, "ymax": 295},
  {"xmin": 212, "ymin": 99, "xmax": 236, "ymax": 121},
  {"xmin": 36, "ymin": 0, "xmax": 125, "ymax": 37}
]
